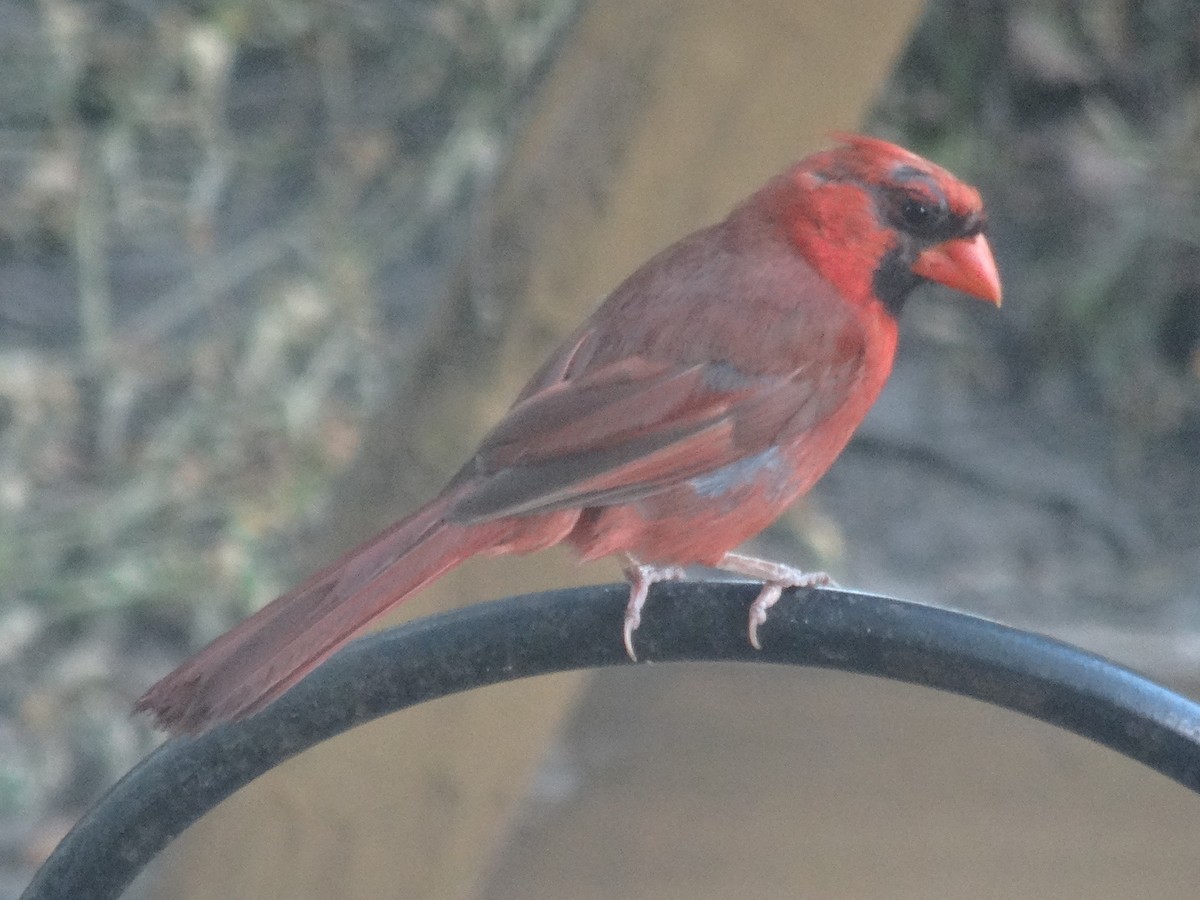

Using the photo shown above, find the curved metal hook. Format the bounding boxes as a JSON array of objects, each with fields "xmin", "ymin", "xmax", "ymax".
[{"xmin": 21, "ymin": 583, "xmax": 1200, "ymax": 899}]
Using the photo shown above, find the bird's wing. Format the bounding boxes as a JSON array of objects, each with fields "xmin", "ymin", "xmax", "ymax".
[{"xmin": 447, "ymin": 351, "xmax": 859, "ymax": 522}]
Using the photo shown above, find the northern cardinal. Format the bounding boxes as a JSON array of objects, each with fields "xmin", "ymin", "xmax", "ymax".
[{"xmin": 136, "ymin": 135, "xmax": 1000, "ymax": 734}]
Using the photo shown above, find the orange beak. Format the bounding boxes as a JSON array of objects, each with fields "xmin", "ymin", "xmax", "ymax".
[{"xmin": 912, "ymin": 232, "xmax": 1002, "ymax": 306}]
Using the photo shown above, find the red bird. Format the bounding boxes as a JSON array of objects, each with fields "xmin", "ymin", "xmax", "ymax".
[{"xmin": 136, "ymin": 135, "xmax": 1001, "ymax": 734}]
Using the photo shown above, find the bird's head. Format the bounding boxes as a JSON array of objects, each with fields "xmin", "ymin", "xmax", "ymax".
[{"xmin": 779, "ymin": 134, "xmax": 1001, "ymax": 315}]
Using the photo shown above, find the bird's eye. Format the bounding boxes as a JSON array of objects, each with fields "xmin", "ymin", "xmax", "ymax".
[
  {"xmin": 893, "ymin": 191, "xmax": 950, "ymax": 238},
  {"xmin": 901, "ymin": 198, "xmax": 933, "ymax": 229}
]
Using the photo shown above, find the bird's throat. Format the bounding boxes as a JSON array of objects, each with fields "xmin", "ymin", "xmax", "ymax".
[{"xmin": 871, "ymin": 244, "xmax": 922, "ymax": 318}]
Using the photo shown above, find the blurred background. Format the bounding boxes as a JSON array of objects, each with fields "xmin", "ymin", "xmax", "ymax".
[{"xmin": 3, "ymin": 0, "xmax": 1200, "ymax": 897}]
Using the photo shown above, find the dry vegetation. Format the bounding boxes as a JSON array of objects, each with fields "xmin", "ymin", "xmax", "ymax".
[{"xmin": 0, "ymin": 0, "xmax": 575, "ymax": 891}]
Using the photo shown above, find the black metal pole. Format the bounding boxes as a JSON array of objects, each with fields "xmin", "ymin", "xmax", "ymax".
[{"xmin": 21, "ymin": 583, "xmax": 1200, "ymax": 899}]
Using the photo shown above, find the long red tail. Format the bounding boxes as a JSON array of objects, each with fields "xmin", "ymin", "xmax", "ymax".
[{"xmin": 135, "ymin": 494, "xmax": 505, "ymax": 734}]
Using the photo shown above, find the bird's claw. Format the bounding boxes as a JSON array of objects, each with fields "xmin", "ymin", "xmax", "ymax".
[
  {"xmin": 621, "ymin": 559, "xmax": 686, "ymax": 661},
  {"xmin": 745, "ymin": 570, "xmax": 833, "ymax": 648},
  {"xmin": 715, "ymin": 552, "xmax": 833, "ymax": 650},
  {"xmin": 621, "ymin": 552, "xmax": 833, "ymax": 659},
  {"xmin": 747, "ymin": 584, "xmax": 782, "ymax": 650}
]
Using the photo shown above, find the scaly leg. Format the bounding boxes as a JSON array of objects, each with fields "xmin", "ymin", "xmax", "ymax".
[
  {"xmin": 716, "ymin": 552, "xmax": 833, "ymax": 650},
  {"xmin": 621, "ymin": 555, "xmax": 686, "ymax": 661}
]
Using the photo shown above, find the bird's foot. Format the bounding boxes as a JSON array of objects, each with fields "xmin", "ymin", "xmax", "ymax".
[
  {"xmin": 716, "ymin": 552, "xmax": 834, "ymax": 649},
  {"xmin": 621, "ymin": 556, "xmax": 687, "ymax": 661}
]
